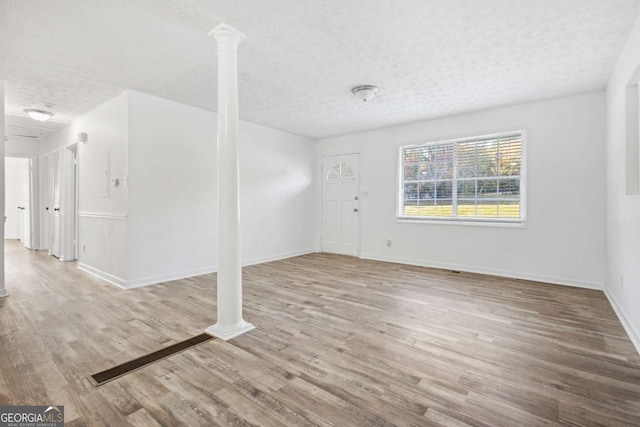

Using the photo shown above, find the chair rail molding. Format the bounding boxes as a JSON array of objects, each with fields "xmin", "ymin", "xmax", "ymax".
[{"xmin": 77, "ymin": 212, "xmax": 128, "ymax": 220}]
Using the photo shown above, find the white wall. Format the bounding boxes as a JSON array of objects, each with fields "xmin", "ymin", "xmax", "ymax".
[
  {"xmin": 5, "ymin": 136, "xmax": 41, "ymax": 157},
  {"xmin": 4, "ymin": 157, "xmax": 26, "ymax": 240},
  {"xmin": 316, "ymin": 92, "xmax": 606, "ymax": 289},
  {"xmin": 40, "ymin": 92, "xmax": 129, "ymax": 281},
  {"xmin": 126, "ymin": 90, "xmax": 315, "ymax": 287},
  {"xmin": 605, "ymin": 12, "xmax": 640, "ymax": 353}
]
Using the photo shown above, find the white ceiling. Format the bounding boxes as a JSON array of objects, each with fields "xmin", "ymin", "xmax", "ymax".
[{"xmin": 1, "ymin": 0, "xmax": 639, "ymax": 140}]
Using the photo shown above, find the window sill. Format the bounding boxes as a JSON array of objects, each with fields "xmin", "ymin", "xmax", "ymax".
[{"xmin": 396, "ymin": 217, "xmax": 527, "ymax": 228}]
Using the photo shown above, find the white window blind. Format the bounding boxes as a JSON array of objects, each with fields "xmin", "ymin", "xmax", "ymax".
[{"xmin": 397, "ymin": 131, "xmax": 524, "ymax": 223}]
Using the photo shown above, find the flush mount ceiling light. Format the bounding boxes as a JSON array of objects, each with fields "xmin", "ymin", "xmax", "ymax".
[
  {"xmin": 24, "ymin": 108, "xmax": 54, "ymax": 122},
  {"xmin": 351, "ymin": 85, "xmax": 378, "ymax": 102}
]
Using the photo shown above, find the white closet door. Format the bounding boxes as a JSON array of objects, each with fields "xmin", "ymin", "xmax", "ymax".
[
  {"xmin": 50, "ymin": 151, "xmax": 61, "ymax": 258},
  {"xmin": 21, "ymin": 159, "xmax": 32, "ymax": 249}
]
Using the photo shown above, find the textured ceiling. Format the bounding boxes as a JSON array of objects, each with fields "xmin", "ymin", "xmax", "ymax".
[{"xmin": 1, "ymin": 0, "xmax": 639, "ymax": 139}]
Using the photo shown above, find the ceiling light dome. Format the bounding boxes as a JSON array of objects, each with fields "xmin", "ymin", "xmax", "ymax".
[
  {"xmin": 24, "ymin": 109, "xmax": 54, "ymax": 121},
  {"xmin": 351, "ymin": 85, "xmax": 378, "ymax": 102}
]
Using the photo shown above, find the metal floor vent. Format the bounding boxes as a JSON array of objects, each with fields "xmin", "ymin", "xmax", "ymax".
[{"xmin": 89, "ymin": 333, "xmax": 215, "ymax": 386}]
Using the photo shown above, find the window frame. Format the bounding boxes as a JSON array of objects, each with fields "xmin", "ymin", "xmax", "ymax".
[{"xmin": 396, "ymin": 130, "xmax": 527, "ymax": 226}]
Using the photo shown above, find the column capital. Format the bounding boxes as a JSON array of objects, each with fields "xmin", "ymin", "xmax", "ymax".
[{"xmin": 208, "ymin": 23, "xmax": 246, "ymax": 44}]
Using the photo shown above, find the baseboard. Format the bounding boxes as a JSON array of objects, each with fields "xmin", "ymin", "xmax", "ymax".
[
  {"xmin": 125, "ymin": 265, "xmax": 218, "ymax": 289},
  {"xmin": 77, "ymin": 263, "xmax": 127, "ymax": 289},
  {"xmin": 242, "ymin": 248, "xmax": 315, "ymax": 267},
  {"xmin": 360, "ymin": 253, "xmax": 603, "ymax": 290},
  {"xmin": 124, "ymin": 248, "xmax": 315, "ymax": 289},
  {"xmin": 604, "ymin": 288, "xmax": 640, "ymax": 355}
]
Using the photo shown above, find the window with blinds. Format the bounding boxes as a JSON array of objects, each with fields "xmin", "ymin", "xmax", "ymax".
[{"xmin": 398, "ymin": 131, "xmax": 524, "ymax": 223}]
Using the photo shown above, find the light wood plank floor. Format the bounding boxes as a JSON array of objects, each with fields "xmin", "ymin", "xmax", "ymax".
[{"xmin": 1, "ymin": 240, "xmax": 640, "ymax": 426}]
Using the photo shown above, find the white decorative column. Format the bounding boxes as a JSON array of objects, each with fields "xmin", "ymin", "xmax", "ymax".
[
  {"xmin": 204, "ymin": 24, "xmax": 254, "ymax": 340},
  {"xmin": 0, "ymin": 81, "xmax": 7, "ymax": 298}
]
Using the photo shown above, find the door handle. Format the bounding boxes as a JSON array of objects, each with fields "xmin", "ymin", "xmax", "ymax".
[
  {"xmin": 353, "ymin": 208, "xmax": 358, "ymax": 212},
  {"xmin": 54, "ymin": 208, "xmax": 60, "ymax": 212}
]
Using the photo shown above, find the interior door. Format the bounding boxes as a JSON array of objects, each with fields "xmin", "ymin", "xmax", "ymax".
[
  {"xmin": 50, "ymin": 151, "xmax": 61, "ymax": 258},
  {"xmin": 321, "ymin": 153, "xmax": 360, "ymax": 256},
  {"xmin": 39, "ymin": 154, "xmax": 50, "ymax": 250},
  {"xmin": 21, "ymin": 159, "xmax": 32, "ymax": 249},
  {"xmin": 4, "ymin": 158, "xmax": 21, "ymax": 240}
]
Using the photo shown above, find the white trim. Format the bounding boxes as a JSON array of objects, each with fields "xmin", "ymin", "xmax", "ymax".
[
  {"xmin": 125, "ymin": 248, "xmax": 315, "ymax": 289},
  {"xmin": 205, "ymin": 321, "xmax": 255, "ymax": 341},
  {"xmin": 242, "ymin": 248, "xmax": 315, "ymax": 267},
  {"xmin": 77, "ymin": 212, "xmax": 128, "ymax": 221},
  {"xmin": 360, "ymin": 253, "xmax": 603, "ymax": 290},
  {"xmin": 77, "ymin": 263, "xmax": 127, "ymax": 288},
  {"xmin": 604, "ymin": 288, "xmax": 640, "ymax": 356},
  {"xmin": 125, "ymin": 265, "xmax": 217, "ymax": 289},
  {"xmin": 396, "ymin": 218, "xmax": 526, "ymax": 228},
  {"xmin": 78, "ymin": 250, "xmax": 314, "ymax": 290}
]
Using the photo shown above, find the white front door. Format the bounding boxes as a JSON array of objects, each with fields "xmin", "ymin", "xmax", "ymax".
[
  {"xmin": 322, "ymin": 153, "xmax": 360, "ymax": 256},
  {"xmin": 50, "ymin": 151, "xmax": 61, "ymax": 258}
]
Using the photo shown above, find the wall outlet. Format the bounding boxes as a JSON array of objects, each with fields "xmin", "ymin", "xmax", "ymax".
[{"xmin": 386, "ymin": 239, "xmax": 392, "ymax": 247}]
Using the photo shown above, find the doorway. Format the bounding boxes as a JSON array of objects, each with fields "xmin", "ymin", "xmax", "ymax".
[
  {"xmin": 69, "ymin": 144, "xmax": 79, "ymax": 261},
  {"xmin": 321, "ymin": 153, "xmax": 360, "ymax": 256},
  {"xmin": 49, "ymin": 150, "xmax": 61, "ymax": 258},
  {"xmin": 4, "ymin": 157, "xmax": 33, "ymax": 249}
]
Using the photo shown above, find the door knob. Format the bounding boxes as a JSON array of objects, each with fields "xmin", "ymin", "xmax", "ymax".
[
  {"xmin": 353, "ymin": 208, "xmax": 358, "ymax": 212},
  {"xmin": 54, "ymin": 208, "xmax": 60, "ymax": 212}
]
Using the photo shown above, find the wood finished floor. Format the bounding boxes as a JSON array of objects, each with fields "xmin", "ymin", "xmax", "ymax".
[{"xmin": 1, "ymin": 240, "xmax": 640, "ymax": 426}]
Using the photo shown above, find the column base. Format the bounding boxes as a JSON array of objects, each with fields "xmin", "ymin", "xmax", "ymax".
[
  {"xmin": 0, "ymin": 289, "xmax": 8, "ymax": 298},
  {"xmin": 204, "ymin": 320, "xmax": 255, "ymax": 341}
]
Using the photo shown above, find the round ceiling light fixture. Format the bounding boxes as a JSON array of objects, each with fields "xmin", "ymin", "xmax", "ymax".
[
  {"xmin": 351, "ymin": 85, "xmax": 378, "ymax": 102},
  {"xmin": 24, "ymin": 108, "xmax": 54, "ymax": 122}
]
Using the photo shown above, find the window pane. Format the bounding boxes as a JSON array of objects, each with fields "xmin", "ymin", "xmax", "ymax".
[
  {"xmin": 498, "ymin": 137, "xmax": 521, "ymax": 177},
  {"xmin": 477, "ymin": 179, "xmax": 497, "ymax": 198},
  {"xmin": 457, "ymin": 179, "xmax": 476, "ymax": 198},
  {"xmin": 458, "ymin": 199, "xmax": 477, "ymax": 217},
  {"xmin": 339, "ymin": 163, "xmax": 353, "ymax": 177},
  {"xmin": 404, "ymin": 183, "xmax": 418, "ymax": 200},
  {"xmin": 419, "ymin": 182, "xmax": 434, "ymax": 200},
  {"xmin": 476, "ymin": 140, "xmax": 498, "ymax": 178},
  {"xmin": 498, "ymin": 200, "xmax": 520, "ymax": 218},
  {"xmin": 477, "ymin": 201, "xmax": 499, "ymax": 217},
  {"xmin": 434, "ymin": 199, "xmax": 453, "ymax": 217},
  {"xmin": 417, "ymin": 199, "xmax": 435, "ymax": 216},
  {"xmin": 435, "ymin": 180, "xmax": 452, "ymax": 199},
  {"xmin": 498, "ymin": 178, "xmax": 519, "ymax": 197},
  {"xmin": 404, "ymin": 162, "xmax": 419, "ymax": 181},
  {"xmin": 435, "ymin": 144, "xmax": 454, "ymax": 179},
  {"xmin": 457, "ymin": 141, "xmax": 476, "ymax": 178},
  {"xmin": 403, "ymin": 200, "xmax": 419, "ymax": 216},
  {"xmin": 418, "ymin": 146, "xmax": 436, "ymax": 180}
]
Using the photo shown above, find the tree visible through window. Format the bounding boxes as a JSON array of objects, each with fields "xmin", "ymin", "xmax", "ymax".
[{"xmin": 398, "ymin": 131, "xmax": 523, "ymax": 222}]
